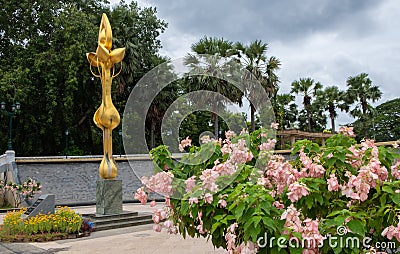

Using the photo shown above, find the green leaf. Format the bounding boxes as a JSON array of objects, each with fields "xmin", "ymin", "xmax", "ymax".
[
  {"xmin": 305, "ymin": 197, "xmax": 313, "ymax": 209},
  {"xmin": 380, "ymin": 194, "xmax": 387, "ymax": 207},
  {"xmin": 392, "ymin": 194, "xmax": 400, "ymax": 205},
  {"xmin": 262, "ymin": 217, "xmax": 277, "ymax": 231},
  {"xmin": 211, "ymin": 222, "xmax": 222, "ymax": 234},
  {"xmin": 234, "ymin": 203, "xmax": 246, "ymax": 219},
  {"xmin": 347, "ymin": 220, "xmax": 366, "ymax": 236},
  {"xmin": 382, "ymin": 185, "xmax": 394, "ymax": 194}
]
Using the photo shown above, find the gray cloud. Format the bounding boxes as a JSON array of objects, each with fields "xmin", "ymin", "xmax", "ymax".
[{"xmin": 114, "ymin": 0, "xmax": 400, "ymax": 127}]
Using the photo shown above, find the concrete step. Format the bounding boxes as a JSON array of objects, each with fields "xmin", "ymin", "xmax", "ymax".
[
  {"xmin": 83, "ymin": 211, "xmax": 153, "ymax": 231},
  {"xmin": 94, "ymin": 217, "xmax": 154, "ymax": 231},
  {"xmin": 83, "ymin": 211, "xmax": 139, "ymax": 220}
]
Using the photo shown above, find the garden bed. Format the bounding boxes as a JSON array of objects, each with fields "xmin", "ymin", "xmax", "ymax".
[
  {"xmin": 0, "ymin": 206, "xmax": 95, "ymax": 242},
  {"xmin": 0, "ymin": 227, "xmax": 91, "ymax": 242}
]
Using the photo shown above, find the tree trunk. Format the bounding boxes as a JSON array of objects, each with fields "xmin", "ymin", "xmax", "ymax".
[
  {"xmin": 306, "ymin": 107, "xmax": 311, "ymax": 132},
  {"xmin": 304, "ymin": 96, "xmax": 312, "ymax": 132},
  {"xmin": 331, "ymin": 115, "xmax": 335, "ymax": 133},
  {"xmin": 250, "ymin": 104, "xmax": 255, "ymax": 132},
  {"xmin": 329, "ymin": 105, "xmax": 336, "ymax": 133},
  {"xmin": 362, "ymin": 99, "xmax": 367, "ymax": 115},
  {"xmin": 361, "ymin": 100, "xmax": 368, "ymax": 138},
  {"xmin": 213, "ymin": 113, "xmax": 219, "ymax": 138}
]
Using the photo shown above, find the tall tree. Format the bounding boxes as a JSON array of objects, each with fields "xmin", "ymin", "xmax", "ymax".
[
  {"xmin": 346, "ymin": 73, "xmax": 382, "ymax": 118},
  {"xmin": 290, "ymin": 78, "xmax": 322, "ymax": 132},
  {"xmin": 145, "ymin": 57, "xmax": 180, "ymax": 149},
  {"xmin": 0, "ymin": 0, "xmax": 167, "ymax": 155},
  {"xmin": 352, "ymin": 98, "xmax": 400, "ymax": 142},
  {"xmin": 235, "ymin": 40, "xmax": 281, "ymax": 131},
  {"xmin": 345, "ymin": 73, "xmax": 382, "ymax": 138},
  {"xmin": 315, "ymin": 86, "xmax": 348, "ymax": 132},
  {"xmin": 110, "ymin": 1, "xmax": 167, "ymax": 102},
  {"xmin": 184, "ymin": 37, "xmax": 242, "ymax": 138}
]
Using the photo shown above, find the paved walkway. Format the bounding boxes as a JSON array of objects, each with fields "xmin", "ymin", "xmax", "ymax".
[{"xmin": 0, "ymin": 203, "xmax": 226, "ymax": 254}]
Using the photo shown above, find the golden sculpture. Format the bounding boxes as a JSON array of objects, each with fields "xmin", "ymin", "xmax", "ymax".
[{"xmin": 87, "ymin": 14, "xmax": 125, "ymax": 179}]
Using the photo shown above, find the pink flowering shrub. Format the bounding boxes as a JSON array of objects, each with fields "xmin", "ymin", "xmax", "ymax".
[
  {"xmin": 136, "ymin": 127, "xmax": 400, "ymax": 253},
  {"xmin": 0, "ymin": 178, "xmax": 42, "ymax": 207}
]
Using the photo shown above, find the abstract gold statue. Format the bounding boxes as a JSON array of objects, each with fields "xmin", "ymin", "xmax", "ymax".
[{"xmin": 87, "ymin": 14, "xmax": 125, "ymax": 179}]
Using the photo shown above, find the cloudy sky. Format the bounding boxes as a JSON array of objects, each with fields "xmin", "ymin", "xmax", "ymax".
[{"xmin": 111, "ymin": 0, "xmax": 399, "ymax": 127}]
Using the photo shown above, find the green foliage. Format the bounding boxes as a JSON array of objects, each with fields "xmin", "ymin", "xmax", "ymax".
[
  {"xmin": 345, "ymin": 73, "xmax": 382, "ymax": 139},
  {"xmin": 314, "ymin": 86, "xmax": 349, "ymax": 132},
  {"xmin": 235, "ymin": 40, "xmax": 281, "ymax": 132},
  {"xmin": 273, "ymin": 93, "xmax": 298, "ymax": 130},
  {"xmin": 353, "ymin": 98, "xmax": 400, "ymax": 142},
  {"xmin": 291, "ymin": 77, "xmax": 323, "ymax": 132},
  {"xmin": 147, "ymin": 130, "xmax": 400, "ymax": 253},
  {"xmin": 0, "ymin": 0, "xmax": 167, "ymax": 155}
]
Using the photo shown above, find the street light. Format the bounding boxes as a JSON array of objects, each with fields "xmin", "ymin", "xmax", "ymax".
[
  {"xmin": 65, "ymin": 129, "xmax": 69, "ymax": 159},
  {"xmin": 1, "ymin": 101, "xmax": 21, "ymax": 150},
  {"xmin": 118, "ymin": 129, "xmax": 122, "ymax": 158}
]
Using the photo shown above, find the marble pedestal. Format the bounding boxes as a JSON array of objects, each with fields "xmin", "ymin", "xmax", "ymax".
[{"xmin": 96, "ymin": 180, "xmax": 123, "ymax": 215}]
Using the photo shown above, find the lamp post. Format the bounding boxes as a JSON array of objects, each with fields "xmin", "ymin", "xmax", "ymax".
[
  {"xmin": 65, "ymin": 129, "xmax": 69, "ymax": 159},
  {"xmin": 118, "ymin": 129, "xmax": 122, "ymax": 158},
  {"xmin": 1, "ymin": 101, "xmax": 21, "ymax": 150}
]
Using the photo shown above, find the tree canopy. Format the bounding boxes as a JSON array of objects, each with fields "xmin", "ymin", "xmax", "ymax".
[
  {"xmin": 0, "ymin": 0, "xmax": 167, "ymax": 155},
  {"xmin": 353, "ymin": 98, "xmax": 400, "ymax": 142}
]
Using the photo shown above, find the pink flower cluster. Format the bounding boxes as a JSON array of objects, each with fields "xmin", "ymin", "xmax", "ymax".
[
  {"xmin": 391, "ymin": 161, "xmax": 400, "ymax": 179},
  {"xmin": 302, "ymin": 219, "xmax": 323, "ymax": 250},
  {"xmin": 299, "ymin": 149, "xmax": 325, "ymax": 178},
  {"xmin": 341, "ymin": 169, "xmax": 377, "ymax": 201},
  {"xmin": 327, "ymin": 174, "xmax": 339, "ymax": 192},
  {"xmin": 225, "ymin": 223, "xmax": 258, "ymax": 254},
  {"xmin": 195, "ymin": 211, "xmax": 207, "ymax": 234},
  {"xmin": 185, "ymin": 176, "xmax": 197, "ymax": 192},
  {"xmin": 338, "ymin": 126, "xmax": 355, "ymax": 137},
  {"xmin": 340, "ymin": 141, "xmax": 388, "ymax": 202},
  {"xmin": 200, "ymin": 168, "xmax": 220, "ymax": 192},
  {"xmin": 141, "ymin": 171, "xmax": 174, "ymax": 196},
  {"xmin": 225, "ymin": 130, "xmax": 236, "ymax": 140},
  {"xmin": 163, "ymin": 219, "xmax": 178, "ymax": 234},
  {"xmin": 287, "ymin": 182, "xmax": 309, "ymax": 203},
  {"xmin": 258, "ymin": 139, "xmax": 276, "ymax": 151},
  {"xmin": 281, "ymin": 205, "xmax": 323, "ymax": 252},
  {"xmin": 229, "ymin": 139, "xmax": 254, "ymax": 165},
  {"xmin": 179, "ymin": 136, "xmax": 192, "ymax": 152},
  {"xmin": 262, "ymin": 155, "xmax": 299, "ymax": 194},
  {"xmin": 281, "ymin": 204, "xmax": 303, "ymax": 233},
  {"xmin": 152, "ymin": 208, "xmax": 177, "ymax": 233},
  {"xmin": 197, "ymin": 138, "xmax": 253, "ymax": 193},
  {"xmin": 134, "ymin": 187, "xmax": 148, "ymax": 205},
  {"xmin": 382, "ymin": 222, "xmax": 400, "ymax": 242},
  {"xmin": 270, "ymin": 122, "xmax": 279, "ymax": 130}
]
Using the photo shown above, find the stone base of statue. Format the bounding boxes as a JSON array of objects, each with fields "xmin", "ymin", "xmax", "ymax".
[{"xmin": 96, "ymin": 179, "xmax": 122, "ymax": 215}]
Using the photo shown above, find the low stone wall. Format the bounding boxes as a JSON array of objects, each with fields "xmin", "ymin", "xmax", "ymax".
[
  {"xmin": 17, "ymin": 160, "xmax": 154, "ymax": 205},
  {"xmin": 15, "ymin": 152, "xmax": 294, "ymax": 206}
]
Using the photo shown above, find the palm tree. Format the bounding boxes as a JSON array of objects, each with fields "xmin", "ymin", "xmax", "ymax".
[
  {"xmin": 235, "ymin": 40, "xmax": 281, "ymax": 131},
  {"xmin": 345, "ymin": 73, "xmax": 382, "ymax": 138},
  {"xmin": 184, "ymin": 37, "xmax": 242, "ymax": 137},
  {"xmin": 315, "ymin": 86, "xmax": 348, "ymax": 132},
  {"xmin": 346, "ymin": 73, "xmax": 382, "ymax": 118},
  {"xmin": 291, "ymin": 78, "xmax": 322, "ymax": 132}
]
